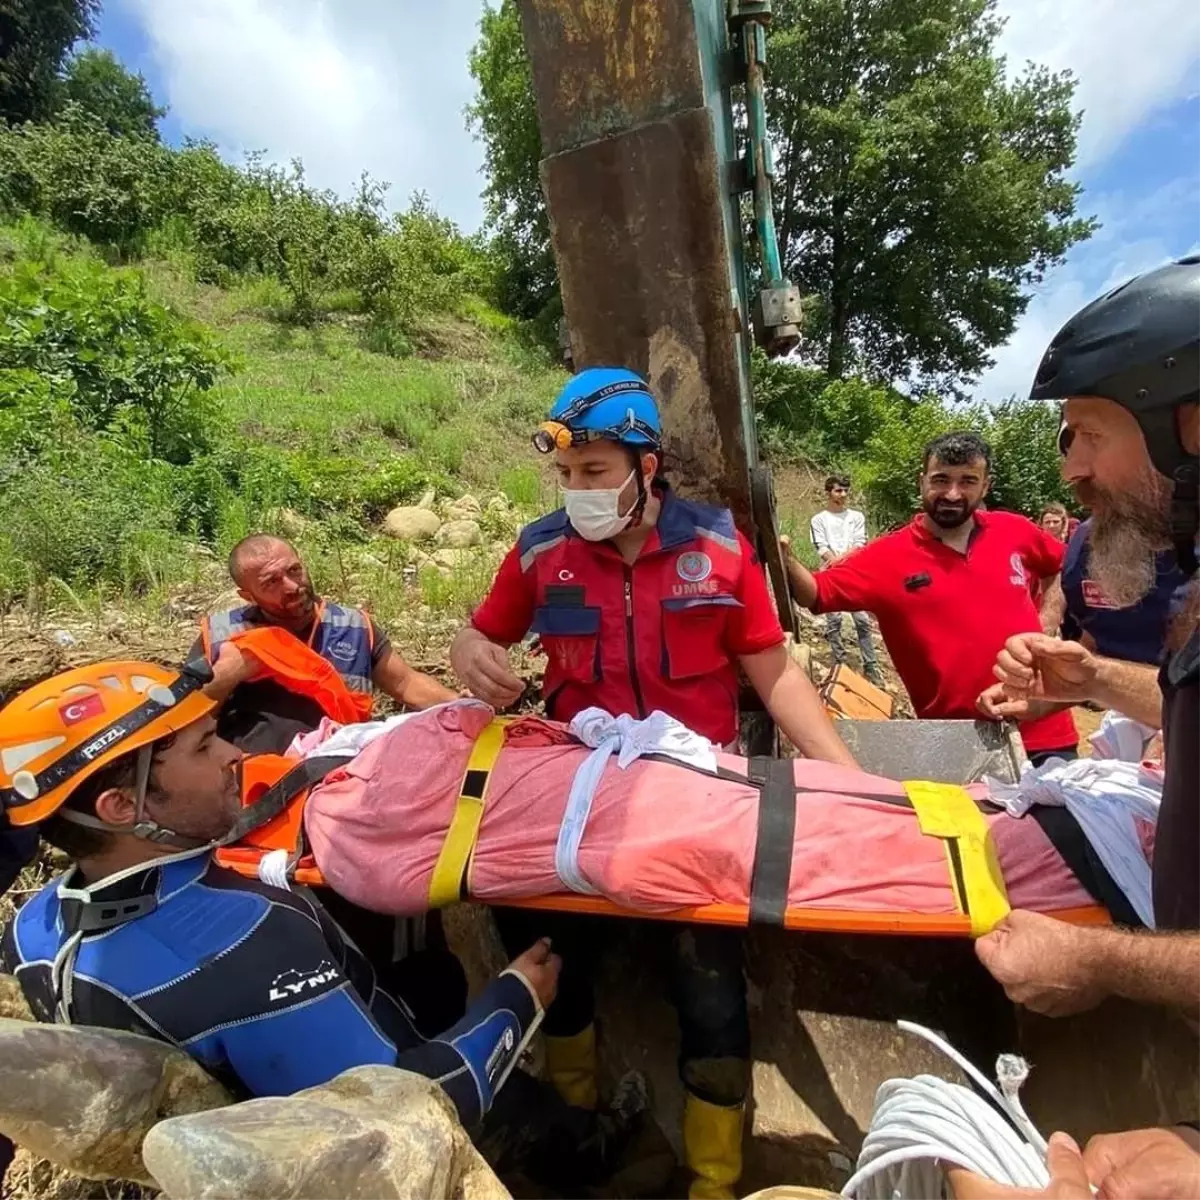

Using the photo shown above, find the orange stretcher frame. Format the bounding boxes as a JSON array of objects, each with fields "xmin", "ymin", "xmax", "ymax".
[
  {"xmin": 217, "ymin": 846, "xmax": 1111, "ymax": 936},
  {"xmin": 218, "ymin": 848, "xmax": 1111, "ymax": 937},
  {"xmin": 498, "ymin": 894, "xmax": 1112, "ymax": 938},
  {"xmin": 215, "ymin": 630, "xmax": 1115, "ymax": 937}
]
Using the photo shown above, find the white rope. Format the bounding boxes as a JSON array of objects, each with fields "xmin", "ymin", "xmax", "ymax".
[
  {"xmin": 256, "ymin": 848, "xmax": 292, "ymax": 891},
  {"xmin": 842, "ymin": 1020, "xmax": 1051, "ymax": 1199}
]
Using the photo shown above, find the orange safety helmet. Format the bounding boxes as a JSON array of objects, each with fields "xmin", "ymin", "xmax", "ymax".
[{"xmin": 0, "ymin": 659, "xmax": 216, "ymax": 828}]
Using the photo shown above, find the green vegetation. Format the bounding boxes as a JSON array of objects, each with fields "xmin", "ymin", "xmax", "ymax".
[
  {"xmin": 0, "ymin": 0, "xmax": 99, "ymax": 124},
  {"xmin": 0, "ymin": 7, "xmax": 1076, "ymax": 641},
  {"xmin": 754, "ymin": 352, "xmax": 1073, "ymax": 530},
  {"xmin": 0, "ymin": 214, "xmax": 561, "ymax": 620}
]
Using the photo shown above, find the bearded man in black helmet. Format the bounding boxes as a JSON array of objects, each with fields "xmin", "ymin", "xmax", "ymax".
[
  {"xmin": 960, "ymin": 258, "xmax": 1200, "ymax": 1200},
  {"xmin": 940, "ymin": 262, "xmax": 1200, "ymax": 1200}
]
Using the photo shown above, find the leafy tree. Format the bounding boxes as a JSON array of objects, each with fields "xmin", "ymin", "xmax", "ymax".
[
  {"xmin": 465, "ymin": 0, "xmax": 557, "ymax": 323},
  {"xmin": 0, "ymin": 105, "xmax": 171, "ymax": 251},
  {"xmin": 765, "ymin": 0, "xmax": 1095, "ymax": 391},
  {"xmin": 0, "ymin": 0, "xmax": 98, "ymax": 122},
  {"xmin": 57, "ymin": 47, "xmax": 165, "ymax": 140},
  {"xmin": 752, "ymin": 349, "xmax": 905, "ymax": 465},
  {"xmin": 984, "ymin": 396, "xmax": 1074, "ymax": 517}
]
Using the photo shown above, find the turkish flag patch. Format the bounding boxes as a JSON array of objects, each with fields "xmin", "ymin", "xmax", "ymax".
[
  {"xmin": 1081, "ymin": 579, "xmax": 1120, "ymax": 610},
  {"xmin": 58, "ymin": 693, "xmax": 105, "ymax": 725}
]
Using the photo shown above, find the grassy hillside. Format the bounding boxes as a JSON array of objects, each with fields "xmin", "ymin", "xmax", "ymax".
[{"xmin": 0, "ymin": 223, "xmax": 574, "ymax": 686}]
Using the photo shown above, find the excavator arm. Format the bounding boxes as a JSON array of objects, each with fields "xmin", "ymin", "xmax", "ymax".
[{"xmin": 518, "ymin": 0, "xmax": 799, "ymax": 652}]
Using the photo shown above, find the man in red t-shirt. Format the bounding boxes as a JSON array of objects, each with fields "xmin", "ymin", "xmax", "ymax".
[{"xmin": 784, "ymin": 431, "xmax": 1078, "ymax": 764}]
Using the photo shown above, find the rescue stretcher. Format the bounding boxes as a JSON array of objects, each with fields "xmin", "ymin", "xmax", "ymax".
[{"xmin": 215, "ymin": 629, "xmax": 1118, "ymax": 941}]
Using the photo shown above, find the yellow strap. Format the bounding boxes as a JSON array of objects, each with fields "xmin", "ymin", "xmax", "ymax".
[
  {"xmin": 903, "ymin": 780, "xmax": 1010, "ymax": 936},
  {"xmin": 428, "ymin": 718, "xmax": 512, "ymax": 909}
]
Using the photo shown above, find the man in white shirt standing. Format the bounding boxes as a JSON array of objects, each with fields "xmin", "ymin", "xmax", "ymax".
[{"xmin": 809, "ymin": 475, "xmax": 885, "ymax": 687}]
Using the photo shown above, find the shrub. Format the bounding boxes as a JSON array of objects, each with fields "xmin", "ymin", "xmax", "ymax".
[
  {"xmin": 0, "ymin": 432, "xmax": 188, "ymax": 589},
  {"xmin": 0, "ymin": 254, "xmax": 230, "ymax": 462},
  {"xmin": 0, "ymin": 105, "xmax": 171, "ymax": 253},
  {"xmin": 752, "ymin": 351, "xmax": 905, "ymax": 466},
  {"xmin": 985, "ymin": 398, "xmax": 1075, "ymax": 516}
]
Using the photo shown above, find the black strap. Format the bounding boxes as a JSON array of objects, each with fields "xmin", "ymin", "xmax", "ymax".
[
  {"xmin": 222, "ymin": 755, "xmax": 347, "ymax": 846},
  {"xmin": 1029, "ymin": 806, "xmax": 1142, "ymax": 928},
  {"xmin": 748, "ymin": 756, "xmax": 797, "ymax": 926}
]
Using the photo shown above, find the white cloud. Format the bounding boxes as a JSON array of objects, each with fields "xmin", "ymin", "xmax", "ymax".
[
  {"xmin": 122, "ymin": 0, "xmax": 1199, "ymax": 401},
  {"xmin": 974, "ymin": 2, "xmax": 1200, "ymax": 399},
  {"xmin": 119, "ymin": 0, "xmax": 489, "ymax": 229},
  {"xmin": 975, "ymin": 176, "xmax": 1200, "ymax": 399},
  {"xmin": 996, "ymin": 0, "xmax": 1200, "ymax": 166}
]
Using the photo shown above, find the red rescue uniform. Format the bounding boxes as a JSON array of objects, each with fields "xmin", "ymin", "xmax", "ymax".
[
  {"xmin": 471, "ymin": 487, "xmax": 784, "ymax": 746},
  {"xmin": 812, "ymin": 509, "xmax": 1077, "ymax": 755}
]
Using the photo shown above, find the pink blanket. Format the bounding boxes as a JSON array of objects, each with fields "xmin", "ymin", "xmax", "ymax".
[{"xmin": 303, "ymin": 705, "xmax": 1093, "ymax": 919}]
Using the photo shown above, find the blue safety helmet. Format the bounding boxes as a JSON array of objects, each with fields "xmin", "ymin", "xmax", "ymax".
[{"xmin": 534, "ymin": 367, "xmax": 662, "ymax": 454}]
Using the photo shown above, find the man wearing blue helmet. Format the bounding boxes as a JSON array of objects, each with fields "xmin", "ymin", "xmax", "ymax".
[{"xmin": 451, "ymin": 365, "xmax": 854, "ymax": 1199}]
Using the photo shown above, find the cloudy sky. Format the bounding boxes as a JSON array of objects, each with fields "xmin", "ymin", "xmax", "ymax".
[{"xmin": 99, "ymin": 0, "xmax": 1199, "ymax": 399}]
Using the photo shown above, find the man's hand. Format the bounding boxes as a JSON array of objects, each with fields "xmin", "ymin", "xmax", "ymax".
[
  {"xmin": 1083, "ymin": 1126, "xmax": 1200, "ymax": 1200},
  {"xmin": 949, "ymin": 1132, "xmax": 1092, "ymax": 1198},
  {"xmin": 976, "ymin": 682, "xmax": 1065, "ymax": 722},
  {"xmin": 977, "ymin": 681, "xmax": 1032, "ymax": 720},
  {"xmin": 205, "ymin": 641, "xmax": 265, "ymax": 701},
  {"xmin": 507, "ymin": 938, "xmax": 561, "ymax": 1010},
  {"xmin": 993, "ymin": 634, "xmax": 1099, "ymax": 706},
  {"xmin": 975, "ymin": 910, "xmax": 1108, "ymax": 1017},
  {"xmin": 450, "ymin": 630, "xmax": 524, "ymax": 709}
]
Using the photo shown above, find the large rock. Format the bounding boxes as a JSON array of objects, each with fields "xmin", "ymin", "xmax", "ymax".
[
  {"xmin": 143, "ymin": 1065, "xmax": 509, "ymax": 1200},
  {"xmin": 0, "ymin": 1015, "xmax": 231, "ymax": 1184},
  {"xmin": 445, "ymin": 494, "xmax": 483, "ymax": 521},
  {"xmin": 383, "ymin": 506, "xmax": 442, "ymax": 542},
  {"xmin": 432, "ymin": 548, "xmax": 477, "ymax": 570},
  {"xmin": 437, "ymin": 519, "xmax": 483, "ymax": 549}
]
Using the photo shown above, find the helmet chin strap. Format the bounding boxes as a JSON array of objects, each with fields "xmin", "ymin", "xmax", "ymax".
[
  {"xmin": 622, "ymin": 451, "xmax": 659, "ymax": 530},
  {"xmin": 57, "ymin": 745, "xmax": 214, "ymax": 852},
  {"xmin": 1171, "ymin": 462, "xmax": 1199, "ymax": 579}
]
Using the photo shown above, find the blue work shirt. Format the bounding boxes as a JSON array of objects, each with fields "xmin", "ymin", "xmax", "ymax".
[{"xmin": 1061, "ymin": 519, "xmax": 1183, "ymax": 664}]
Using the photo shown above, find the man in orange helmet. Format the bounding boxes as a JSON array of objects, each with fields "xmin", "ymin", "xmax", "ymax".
[{"xmin": 0, "ymin": 658, "xmax": 642, "ymax": 1187}]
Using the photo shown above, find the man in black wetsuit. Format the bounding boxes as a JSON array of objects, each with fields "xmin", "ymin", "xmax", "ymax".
[{"xmin": 0, "ymin": 658, "xmax": 642, "ymax": 1190}]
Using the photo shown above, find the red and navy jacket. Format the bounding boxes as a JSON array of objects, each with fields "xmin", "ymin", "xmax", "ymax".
[{"xmin": 472, "ymin": 486, "xmax": 785, "ymax": 746}]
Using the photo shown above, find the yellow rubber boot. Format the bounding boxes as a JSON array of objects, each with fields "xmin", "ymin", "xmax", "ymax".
[
  {"xmin": 683, "ymin": 1092, "xmax": 744, "ymax": 1200},
  {"xmin": 544, "ymin": 1025, "xmax": 598, "ymax": 1111}
]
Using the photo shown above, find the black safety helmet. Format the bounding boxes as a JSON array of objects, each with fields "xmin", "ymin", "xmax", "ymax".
[{"xmin": 1032, "ymin": 255, "xmax": 1200, "ymax": 576}]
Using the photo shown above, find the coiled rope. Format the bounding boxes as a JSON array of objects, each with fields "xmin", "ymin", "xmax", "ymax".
[{"xmin": 843, "ymin": 1020, "xmax": 1050, "ymax": 1199}]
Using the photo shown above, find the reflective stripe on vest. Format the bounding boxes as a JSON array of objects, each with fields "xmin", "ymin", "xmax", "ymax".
[{"xmin": 206, "ymin": 602, "xmax": 374, "ymax": 694}]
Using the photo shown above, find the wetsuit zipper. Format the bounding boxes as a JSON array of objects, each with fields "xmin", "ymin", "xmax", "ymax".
[{"xmin": 624, "ymin": 567, "xmax": 646, "ymax": 717}]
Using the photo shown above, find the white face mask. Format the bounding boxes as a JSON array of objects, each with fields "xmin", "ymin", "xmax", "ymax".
[{"xmin": 562, "ymin": 469, "xmax": 638, "ymax": 541}]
